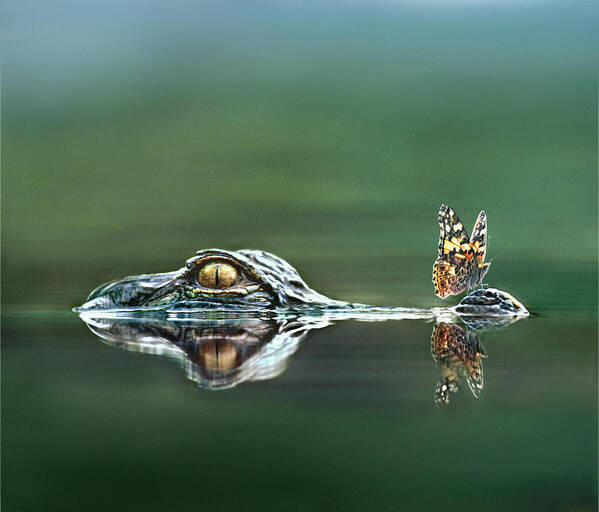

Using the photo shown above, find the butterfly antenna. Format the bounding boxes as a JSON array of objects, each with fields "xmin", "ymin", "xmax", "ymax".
[{"xmin": 488, "ymin": 244, "xmax": 510, "ymax": 263}]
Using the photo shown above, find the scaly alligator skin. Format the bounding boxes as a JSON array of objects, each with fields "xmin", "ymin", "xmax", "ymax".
[{"xmin": 74, "ymin": 248, "xmax": 528, "ymax": 317}]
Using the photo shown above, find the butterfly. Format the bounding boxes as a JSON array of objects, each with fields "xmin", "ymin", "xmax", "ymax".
[{"xmin": 432, "ymin": 204, "xmax": 490, "ymax": 299}]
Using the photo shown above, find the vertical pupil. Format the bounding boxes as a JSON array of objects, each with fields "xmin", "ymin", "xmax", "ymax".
[{"xmin": 198, "ymin": 262, "xmax": 238, "ymax": 289}]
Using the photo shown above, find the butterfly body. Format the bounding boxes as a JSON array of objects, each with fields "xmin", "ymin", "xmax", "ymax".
[{"xmin": 432, "ymin": 204, "xmax": 490, "ymax": 299}]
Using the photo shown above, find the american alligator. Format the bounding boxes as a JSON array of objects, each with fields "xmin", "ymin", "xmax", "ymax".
[{"xmin": 75, "ymin": 248, "xmax": 528, "ymax": 318}]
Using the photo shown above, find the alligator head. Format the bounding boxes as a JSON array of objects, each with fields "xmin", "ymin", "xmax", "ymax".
[{"xmin": 76, "ymin": 249, "xmax": 338, "ymax": 312}]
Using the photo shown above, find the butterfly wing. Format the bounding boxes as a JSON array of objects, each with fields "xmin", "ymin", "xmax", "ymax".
[
  {"xmin": 469, "ymin": 210, "xmax": 488, "ymax": 266},
  {"xmin": 437, "ymin": 204, "xmax": 470, "ymax": 256},
  {"xmin": 433, "ymin": 204, "xmax": 475, "ymax": 298},
  {"xmin": 432, "ymin": 257, "xmax": 465, "ymax": 298}
]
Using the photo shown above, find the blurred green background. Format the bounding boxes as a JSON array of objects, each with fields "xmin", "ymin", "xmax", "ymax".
[
  {"xmin": 2, "ymin": 2, "xmax": 597, "ymax": 511},
  {"xmin": 2, "ymin": 1, "xmax": 597, "ymax": 311}
]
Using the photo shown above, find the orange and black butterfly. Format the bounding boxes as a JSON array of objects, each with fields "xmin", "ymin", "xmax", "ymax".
[{"xmin": 432, "ymin": 204, "xmax": 490, "ymax": 299}]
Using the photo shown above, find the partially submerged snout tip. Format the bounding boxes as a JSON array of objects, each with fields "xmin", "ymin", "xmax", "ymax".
[{"xmin": 456, "ymin": 288, "xmax": 529, "ymax": 317}]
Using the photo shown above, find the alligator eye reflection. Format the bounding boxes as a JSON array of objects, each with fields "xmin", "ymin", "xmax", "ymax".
[
  {"xmin": 197, "ymin": 341, "xmax": 240, "ymax": 371},
  {"xmin": 197, "ymin": 262, "xmax": 238, "ymax": 289}
]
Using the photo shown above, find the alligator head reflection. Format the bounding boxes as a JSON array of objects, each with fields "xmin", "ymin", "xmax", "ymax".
[{"xmin": 81, "ymin": 314, "xmax": 330, "ymax": 390}]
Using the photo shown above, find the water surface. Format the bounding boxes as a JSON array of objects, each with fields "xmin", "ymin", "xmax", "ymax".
[{"xmin": 2, "ymin": 310, "xmax": 596, "ymax": 510}]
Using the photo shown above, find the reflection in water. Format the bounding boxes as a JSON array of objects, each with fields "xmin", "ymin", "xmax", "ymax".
[
  {"xmin": 81, "ymin": 315, "xmax": 329, "ymax": 390},
  {"xmin": 80, "ymin": 313, "xmax": 524, "ymax": 403},
  {"xmin": 430, "ymin": 323, "xmax": 486, "ymax": 406},
  {"xmin": 458, "ymin": 314, "xmax": 522, "ymax": 332}
]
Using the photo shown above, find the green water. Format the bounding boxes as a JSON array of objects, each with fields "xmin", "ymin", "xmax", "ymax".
[{"xmin": 2, "ymin": 2, "xmax": 597, "ymax": 510}]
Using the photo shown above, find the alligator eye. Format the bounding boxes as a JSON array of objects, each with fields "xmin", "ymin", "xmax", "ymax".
[{"xmin": 197, "ymin": 262, "xmax": 238, "ymax": 289}]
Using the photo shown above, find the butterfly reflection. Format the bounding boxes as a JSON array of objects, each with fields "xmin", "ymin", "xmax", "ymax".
[
  {"xmin": 80, "ymin": 315, "xmax": 330, "ymax": 390},
  {"xmin": 430, "ymin": 322, "xmax": 488, "ymax": 406}
]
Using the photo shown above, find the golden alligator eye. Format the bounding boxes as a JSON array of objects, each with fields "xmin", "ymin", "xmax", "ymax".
[{"xmin": 197, "ymin": 262, "xmax": 238, "ymax": 289}]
